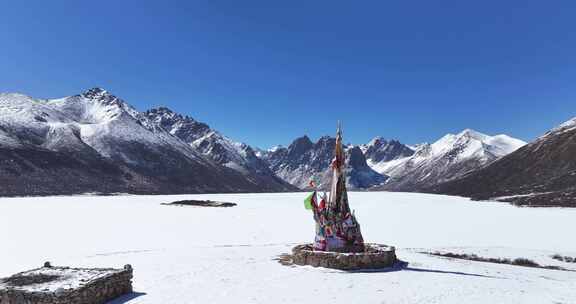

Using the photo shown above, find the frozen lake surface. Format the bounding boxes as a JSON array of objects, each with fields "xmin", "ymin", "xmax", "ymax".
[{"xmin": 1, "ymin": 192, "xmax": 575, "ymax": 303}]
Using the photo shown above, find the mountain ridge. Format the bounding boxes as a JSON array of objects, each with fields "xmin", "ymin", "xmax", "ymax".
[
  {"xmin": 429, "ymin": 117, "xmax": 576, "ymax": 207},
  {"xmin": 145, "ymin": 106, "xmax": 295, "ymax": 191},
  {"xmin": 0, "ymin": 88, "xmax": 295, "ymax": 196},
  {"xmin": 0, "ymin": 87, "xmax": 536, "ymax": 199},
  {"xmin": 374, "ymin": 129, "xmax": 526, "ymax": 191}
]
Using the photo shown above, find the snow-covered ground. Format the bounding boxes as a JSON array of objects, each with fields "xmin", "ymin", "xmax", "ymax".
[{"xmin": 1, "ymin": 192, "xmax": 575, "ymax": 304}]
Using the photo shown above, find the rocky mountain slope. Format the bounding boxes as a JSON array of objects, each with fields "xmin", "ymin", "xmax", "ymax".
[
  {"xmin": 0, "ymin": 88, "xmax": 293, "ymax": 196},
  {"xmin": 430, "ymin": 119, "xmax": 576, "ymax": 207},
  {"xmin": 375, "ymin": 129, "xmax": 526, "ymax": 191},
  {"xmin": 261, "ymin": 136, "xmax": 387, "ymax": 190},
  {"xmin": 361, "ymin": 137, "xmax": 415, "ymax": 164},
  {"xmin": 361, "ymin": 137, "xmax": 416, "ymax": 174},
  {"xmin": 144, "ymin": 107, "xmax": 294, "ymax": 191}
]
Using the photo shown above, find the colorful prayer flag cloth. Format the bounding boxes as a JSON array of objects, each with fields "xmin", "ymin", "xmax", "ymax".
[{"xmin": 304, "ymin": 192, "xmax": 316, "ymax": 210}]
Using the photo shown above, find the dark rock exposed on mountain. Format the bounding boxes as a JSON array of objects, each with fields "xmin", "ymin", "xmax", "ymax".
[
  {"xmin": 361, "ymin": 137, "xmax": 414, "ymax": 164},
  {"xmin": 145, "ymin": 107, "xmax": 295, "ymax": 192}
]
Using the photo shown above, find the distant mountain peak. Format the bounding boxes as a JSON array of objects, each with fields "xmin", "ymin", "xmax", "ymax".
[
  {"xmin": 81, "ymin": 87, "xmax": 109, "ymax": 98},
  {"xmin": 432, "ymin": 117, "xmax": 576, "ymax": 207},
  {"xmin": 76, "ymin": 87, "xmax": 133, "ymax": 113},
  {"xmin": 262, "ymin": 135, "xmax": 387, "ymax": 189},
  {"xmin": 458, "ymin": 128, "xmax": 486, "ymax": 138},
  {"xmin": 288, "ymin": 135, "xmax": 314, "ymax": 153},
  {"xmin": 435, "ymin": 129, "xmax": 484, "ymax": 144},
  {"xmin": 376, "ymin": 129, "xmax": 526, "ymax": 191},
  {"xmin": 146, "ymin": 106, "xmax": 186, "ymax": 120},
  {"xmin": 151, "ymin": 106, "xmax": 174, "ymax": 113},
  {"xmin": 362, "ymin": 136, "xmax": 414, "ymax": 164},
  {"xmin": 367, "ymin": 136, "xmax": 386, "ymax": 145},
  {"xmin": 144, "ymin": 107, "xmax": 210, "ymax": 142}
]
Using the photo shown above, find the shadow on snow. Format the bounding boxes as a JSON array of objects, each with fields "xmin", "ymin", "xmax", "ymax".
[
  {"xmin": 106, "ymin": 292, "xmax": 147, "ymax": 304},
  {"xmin": 336, "ymin": 260, "xmax": 504, "ymax": 279}
]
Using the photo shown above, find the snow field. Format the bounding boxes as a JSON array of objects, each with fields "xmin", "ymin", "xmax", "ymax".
[{"xmin": 1, "ymin": 192, "xmax": 574, "ymax": 304}]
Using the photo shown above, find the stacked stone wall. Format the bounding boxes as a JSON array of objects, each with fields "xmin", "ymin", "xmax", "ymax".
[
  {"xmin": 0, "ymin": 266, "xmax": 133, "ymax": 304},
  {"xmin": 292, "ymin": 243, "xmax": 396, "ymax": 270}
]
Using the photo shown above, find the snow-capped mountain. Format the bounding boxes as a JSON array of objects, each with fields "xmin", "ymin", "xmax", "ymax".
[
  {"xmin": 261, "ymin": 130, "xmax": 522, "ymax": 192},
  {"xmin": 376, "ymin": 129, "xmax": 526, "ymax": 191},
  {"xmin": 261, "ymin": 136, "xmax": 387, "ymax": 190},
  {"xmin": 549, "ymin": 117, "xmax": 576, "ymax": 135},
  {"xmin": 144, "ymin": 107, "xmax": 294, "ymax": 191},
  {"xmin": 0, "ymin": 87, "xmax": 534, "ymax": 198},
  {"xmin": 361, "ymin": 137, "xmax": 415, "ymax": 173},
  {"xmin": 431, "ymin": 118, "xmax": 576, "ymax": 207},
  {"xmin": 43, "ymin": 88, "xmax": 203, "ymax": 163},
  {"xmin": 0, "ymin": 88, "xmax": 290, "ymax": 196}
]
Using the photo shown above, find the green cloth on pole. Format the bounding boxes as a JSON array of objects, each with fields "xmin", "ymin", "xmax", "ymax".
[{"xmin": 304, "ymin": 192, "xmax": 315, "ymax": 210}]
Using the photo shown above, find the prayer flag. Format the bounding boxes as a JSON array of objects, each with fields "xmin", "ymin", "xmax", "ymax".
[{"xmin": 304, "ymin": 192, "xmax": 316, "ymax": 210}]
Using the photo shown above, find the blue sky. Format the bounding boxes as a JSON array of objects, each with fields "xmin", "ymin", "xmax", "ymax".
[{"xmin": 1, "ymin": 1, "xmax": 575, "ymax": 148}]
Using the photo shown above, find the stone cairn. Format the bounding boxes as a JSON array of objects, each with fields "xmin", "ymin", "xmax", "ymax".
[
  {"xmin": 291, "ymin": 244, "xmax": 397, "ymax": 270},
  {"xmin": 0, "ymin": 263, "xmax": 133, "ymax": 304},
  {"xmin": 289, "ymin": 123, "xmax": 397, "ymax": 270}
]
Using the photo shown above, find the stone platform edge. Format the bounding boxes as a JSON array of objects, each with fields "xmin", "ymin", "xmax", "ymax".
[{"xmin": 291, "ymin": 243, "xmax": 397, "ymax": 270}]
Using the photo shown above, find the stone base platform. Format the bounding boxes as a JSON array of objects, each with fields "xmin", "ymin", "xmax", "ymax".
[
  {"xmin": 290, "ymin": 243, "xmax": 397, "ymax": 270},
  {"xmin": 0, "ymin": 263, "xmax": 133, "ymax": 304}
]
